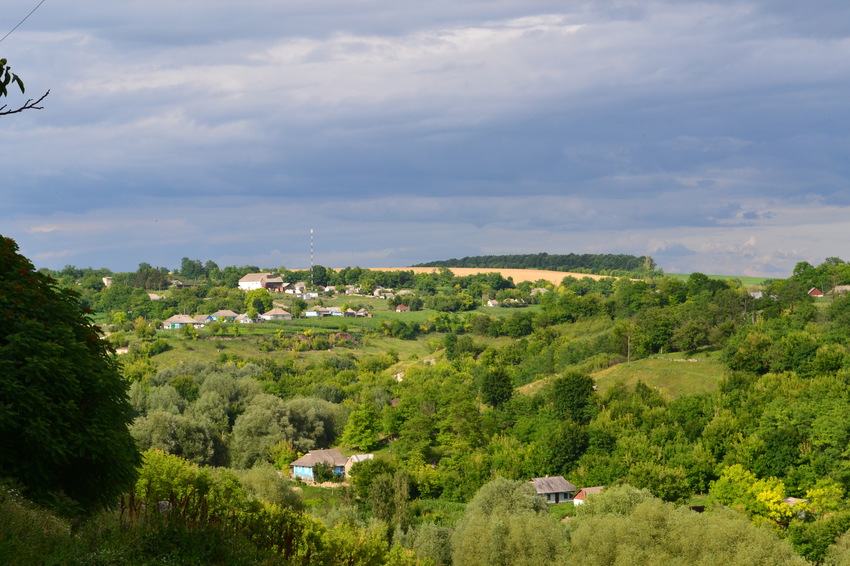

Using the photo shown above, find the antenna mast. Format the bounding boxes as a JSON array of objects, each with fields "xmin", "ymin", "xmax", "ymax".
[{"xmin": 310, "ymin": 229, "xmax": 314, "ymax": 286}]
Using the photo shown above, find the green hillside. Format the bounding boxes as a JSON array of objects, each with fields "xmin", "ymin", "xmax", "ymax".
[
  {"xmin": 11, "ymin": 248, "xmax": 850, "ymax": 565},
  {"xmin": 592, "ymin": 352, "xmax": 726, "ymax": 398}
]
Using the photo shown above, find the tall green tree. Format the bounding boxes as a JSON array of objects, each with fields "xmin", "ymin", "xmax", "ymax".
[
  {"xmin": 480, "ymin": 366, "xmax": 513, "ymax": 408},
  {"xmin": 245, "ymin": 288, "xmax": 273, "ymax": 314},
  {"xmin": 551, "ymin": 370, "xmax": 597, "ymax": 424},
  {"xmin": 0, "ymin": 236, "xmax": 139, "ymax": 512},
  {"xmin": 339, "ymin": 402, "xmax": 380, "ymax": 451}
]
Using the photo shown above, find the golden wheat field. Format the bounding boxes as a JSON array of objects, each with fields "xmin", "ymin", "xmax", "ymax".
[{"xmin": 371, "ymin": 267, "xmax": 616, "ymax": 286}]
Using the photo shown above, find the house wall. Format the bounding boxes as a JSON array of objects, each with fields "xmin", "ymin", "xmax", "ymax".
[
  {"xmin": 292, "ymin": 464, "xmax": 346, "ymax": 481},
  {"xmin": 238, "ymin": 281, "xmax": 264, "ymax": 291},
  {"xmin": 544, "ymin": 491, "xmax": 573, "ymax": 504},
  {"xmin": 293, "ymin": 465, "xmax": 313, "ymax": 480}
]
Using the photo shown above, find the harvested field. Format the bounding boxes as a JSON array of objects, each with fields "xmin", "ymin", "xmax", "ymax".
[{"xmin": 370, "ymin": 267, "xmax": 618, "ymax": 286}]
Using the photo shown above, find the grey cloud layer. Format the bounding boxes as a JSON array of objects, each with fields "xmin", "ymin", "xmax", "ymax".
[{"xmin": 2, "ymin": 1, "xmax": 850, "ymax": 275}]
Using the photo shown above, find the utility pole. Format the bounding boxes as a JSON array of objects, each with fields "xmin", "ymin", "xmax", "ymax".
[{"xmin": 310, "ymin": 228, "xmax": 314, "ymax": 287}]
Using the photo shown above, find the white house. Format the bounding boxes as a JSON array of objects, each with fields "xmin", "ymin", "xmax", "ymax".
[
  {"xmin": 207, "ymin": 309, "xmax": 238, "ymax": 322},
  {"xmin": 238, "ymin": 273, "xmax": 273, "ymax": 291},
  {"xmin": 261, "ymin": 307, "xmax": 293, "ymax": 321}
]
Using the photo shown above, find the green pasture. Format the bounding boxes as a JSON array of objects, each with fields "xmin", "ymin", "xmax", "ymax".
[
  {"xmin": 592, "ymin": 351, "xmax": 726, "ymax": 399},
  {"xmin": 663, "ymin": 272, "xmax": 775, "ymax": 286}
]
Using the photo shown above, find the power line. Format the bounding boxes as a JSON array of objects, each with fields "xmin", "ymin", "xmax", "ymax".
[{"xmin": 0, "ymin": 0, "xmax": 47, "ymax": 45}]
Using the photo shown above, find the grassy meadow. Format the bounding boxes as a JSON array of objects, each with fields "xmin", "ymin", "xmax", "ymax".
[
  {"xmin": 590, "ymin": 351, "xmax": 726, "ymax": 398},
  {"xmin": 664, "ymin": 272, "xmax": 774, "ymax": 286}
]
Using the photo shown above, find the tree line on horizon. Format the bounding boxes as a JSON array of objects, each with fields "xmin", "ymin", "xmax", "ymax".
[
  {"xmin": 40, "ymin": 251, "xmax": 662, "ymax": 293},
  {"xmin": 413, "ymin": 252, "xmax": 660, "ymax": 277}
]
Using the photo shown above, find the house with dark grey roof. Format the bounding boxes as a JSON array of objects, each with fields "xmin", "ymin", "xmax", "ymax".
[{"xmin": 530, "ymin": 476, "xmax": 577, "ymax": 504}]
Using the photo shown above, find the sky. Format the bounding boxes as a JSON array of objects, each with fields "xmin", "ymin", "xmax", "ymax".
[{"xmin": 2, "ymin": 1, "xmax": 850, "ymax": 277}]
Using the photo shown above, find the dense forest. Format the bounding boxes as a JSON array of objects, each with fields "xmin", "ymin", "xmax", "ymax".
[
  {"xmin": 413, "ymin": 252, "xmax": 661, "ymax": 277},
  {"xmin": 8, "ymin": 243, "xmax": 850, "ymax": 564}
]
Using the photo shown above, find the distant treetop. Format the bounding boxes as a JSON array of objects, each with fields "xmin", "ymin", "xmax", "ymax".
[{"xmin": 413, "ymin": 252, "xmax": 661, "ymax": 277}]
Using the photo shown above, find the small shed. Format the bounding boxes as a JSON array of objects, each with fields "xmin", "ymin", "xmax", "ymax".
[
  {"xmin": 530, "ymin": 476, "xmax": 576, "ymax": 504},
  {"xmin": 829, "ymin": 285, "xmax": 850, "ymax": 296},
  {"xmin": 345, "ymin": 454, "xmax": 374, "ymax": 477},
  {"xmin": 573, "ymin": 486, "xmax": 605, "ymax": 505}
]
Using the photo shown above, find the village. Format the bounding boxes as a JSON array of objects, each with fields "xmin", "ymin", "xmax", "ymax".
[{"xmin": 156, "ymin": 270, "xmax": 534, "ymax": 330}]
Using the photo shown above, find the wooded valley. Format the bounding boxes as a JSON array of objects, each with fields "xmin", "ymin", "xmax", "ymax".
[{"xmin": 5, "ymin": 242, "xmax": 850, "ymax": 565}]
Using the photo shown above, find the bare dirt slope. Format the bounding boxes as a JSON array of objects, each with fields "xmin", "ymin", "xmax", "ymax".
[{"xmin": 371, "ymin": 267, "xmax": 616, "ymax": 286}]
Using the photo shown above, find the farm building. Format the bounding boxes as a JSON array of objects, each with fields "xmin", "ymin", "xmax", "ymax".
[
  {"xmin": 261, "ymin": 307, "xmax": 293, "ymax": 321},
  {"xmin": 238, "ymin": 273, "xmax": 287, "ymax": 292},
  {"xmin": 161, "ymin": 314, "xmax": 199, "ymax": 330},
  {"xmin": 207, "ymin": 310, "xmax": 238, "ymax": 322},
  {"xmin": 344, "ymin": 454, "xmax": 374, "ymax": 477},
  {"xmin": 573, "ymin": 486, "xmax": 605, "ymax": 505},
  {"xmin": 305, "ymin": 306, "xmax": 343, "ymax": 317},
  {"xmin": 530, "ymin": 476, "xmax": 576, "ymax": 504},
  {"xmin": 291, "ymin": 449, "xmax": 349, "ymax": 481}
]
